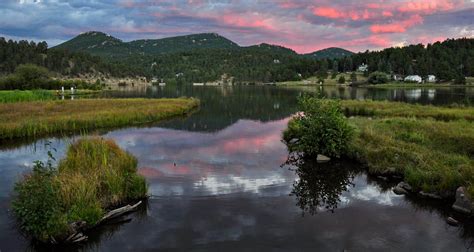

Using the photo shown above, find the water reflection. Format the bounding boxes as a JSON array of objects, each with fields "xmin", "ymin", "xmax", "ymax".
[{"xmin": 283, "ymin": 154, "xmax": 361, "ymax": 215}]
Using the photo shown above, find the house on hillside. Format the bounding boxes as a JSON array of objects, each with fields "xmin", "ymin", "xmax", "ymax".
[
  {"xmin": 404, "ymin": 75, "xmax": 422, "ymax": 83},
  {"xmin": 358, "ymin": 63, "xmax": 368, "ymax": 72},
  {"xmin": 427, "ymin": 75, "xmax": 436, "ymax": 83}
]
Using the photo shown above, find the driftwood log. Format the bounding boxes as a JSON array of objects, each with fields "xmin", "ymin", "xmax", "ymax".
[
  {"xmin": 100, "ymin": 201, "xmax": 143, "ymax": 224},
  {"xmin": 64, "ymin": 201, "xmax": 143, "ymax": 243}
]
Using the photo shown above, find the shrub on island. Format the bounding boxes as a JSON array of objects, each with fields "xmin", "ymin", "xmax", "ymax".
[{"xmin": 12, "ymin": 138, "xmax": 147, "ymax": 243}]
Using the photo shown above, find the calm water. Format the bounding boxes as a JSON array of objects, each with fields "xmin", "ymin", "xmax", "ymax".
[{"xmin": 1, "ymin": 86, "xmax": 474, "ymax": 251}]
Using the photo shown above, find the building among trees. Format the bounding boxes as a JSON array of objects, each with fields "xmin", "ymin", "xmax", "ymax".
[{"xmin": 404, "ymin": 75, "xmax": 422, "ymax": 83}]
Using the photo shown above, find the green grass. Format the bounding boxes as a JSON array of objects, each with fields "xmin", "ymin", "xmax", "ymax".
[
  {"xmin": 0, "ymin": 98, "xmax": 199, "ymax": 140},
  {"xmin": 0, "ymin": 89, "xmax": 103, "ymax": 104},
  {"xmin": 278, "ymin": 72, "xmax": 367, "ymax": 86},
  {"xmin": 344, "ymin": 101, "xmax": 474, "ymax": 197},
  {"xmin": 0, "ymin": 90, "xmax": 55, "ymax": 103},
  {"xmin": 13, "ymin": 138, "xmax": 147, "ymax": 242},
  {"xmin": 341, "ymin": 100, "xmax": 474, "ymax": 121}
]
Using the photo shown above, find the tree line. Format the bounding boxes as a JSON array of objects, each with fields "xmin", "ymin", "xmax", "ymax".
[
  {"xmin": 0, "ymin": 37, "xmax": 141, "ymax": 78},
  {"xmin": 335, "ymin": 38, "xmax": 474, "ymax": 82},
  {"xmin": 1, "ymin": 36, "xmax": 473, "ymax": 88}
]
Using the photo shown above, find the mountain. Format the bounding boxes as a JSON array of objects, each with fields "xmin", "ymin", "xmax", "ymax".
[
  {"xmin": 53, "ymin": 31, "xmax": 125, "ymax": 55},
  {"xmin": 245, "ymin": 43, "xmax": 297, "ymax": 55},
  {"xmin": 307, "ymin": 47, "xmax": 354, "ymax": 59},
  {"xmin": 53, "ymin": 32, "xmax": 239, "ymax": 58}
]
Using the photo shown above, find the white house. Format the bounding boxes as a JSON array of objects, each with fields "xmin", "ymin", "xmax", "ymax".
[
  {"xmin": 427, "ymin": 75, "xmax": 436, "ymax": 83},
  {"xmin": 358, "ymin": 63, "xmax": 368, "ymax": 72},
  {"xmin": 404, "ymin": 75, "xmax": 422, "ymax": 83}
]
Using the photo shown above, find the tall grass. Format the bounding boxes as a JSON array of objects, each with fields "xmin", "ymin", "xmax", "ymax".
[
  {"xmin": 12, "ymin": 138, "xmax": 148, "ymax": 242},
  {"xmin": 345, "ymin": 101, "xmax": 474, "ymax": 197},
  {"xmin": 0, "ymin": 90, "xmax": 54, "ymax": 103},
  {"xmin": 0, "ymin": 98, "xmax": 199, "ymax": 140},
  {"xmin": 341, "ymin": 100, "xmax": 474, "ymax": 121}
]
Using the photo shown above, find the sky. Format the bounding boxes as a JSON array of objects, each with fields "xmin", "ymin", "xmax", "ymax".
[{"xmin": 1, "ymin": 0, "xmax": 473, "ymax": 53}]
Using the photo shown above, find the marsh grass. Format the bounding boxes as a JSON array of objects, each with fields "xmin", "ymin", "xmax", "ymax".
[
  {"xmin": 341, "ymin": 100, "xmax": 474, "ymax": 121},
  {"xmin": 13, "ymin": 138, "xmax": 148, "ymax": 242},
  {"xmin": 345, "ymin": 102, "xmax": 474, "ymax": 197},
  {"xmin": 0, "ymin": 98, "xmax": 199, "ymax": 140},
  {"xmin": 0, "ymin": 90, "xmax": 54, "ymax": 103}
]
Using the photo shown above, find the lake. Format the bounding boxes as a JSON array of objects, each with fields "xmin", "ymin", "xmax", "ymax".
[{"xmin": 1, "ymin": 85, "xmax": 474, "ymax": 251}]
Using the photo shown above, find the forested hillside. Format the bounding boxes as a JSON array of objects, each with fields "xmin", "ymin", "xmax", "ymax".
[
  {"xmin": 347, "ymin": 38, "xmax": 474, "ymax": 81},
  {"xmin": 307, "ymin": 47, "xmax": 354, "ymax": 59},
  {"xmin": 0, "ymin": 37, "xmax": 141, "ymax": 77},
  {"xmin": 126, "ymin": 47, "xmax": 319, "ymax": 83},
  {"xmin": 54, "ymin": 32, "xmax": 240, "ymax": 58},
  {"xmin": 2, "ymin": 31, "xmax": 473, "ymax": 85}
]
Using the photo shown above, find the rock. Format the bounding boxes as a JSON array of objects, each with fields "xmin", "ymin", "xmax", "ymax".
[
  {"xmin": 419, "ymin": 191, "xmax": 443, "ymax": 199},
  {"xmin": 398, "ymin": 181, "xmax": 412, "ymax": 191},
  {"xmin": 452, "ymin": 187, "xmax": 473, "ymax": 214},
  {"xmin": 377, "ymin": 176, "xmax": 388, "ymax": 181},
  {"xmin": 317, "ymin": 154, "xmax": 331, "ymax": 163},
  {"xmin": 393, "ymin": 186, "xmax": 408, "ymax": 195},
  {"xmin": 288, "ymin": 138, "xmax": 299, "ymax": 145},
  {"xmin": 447, "ymin": 217, "xmax": 459, "ymax": 226},
  {"xmin": 393, "ymin": 181, "xmax": 412, "ymax": 195}
]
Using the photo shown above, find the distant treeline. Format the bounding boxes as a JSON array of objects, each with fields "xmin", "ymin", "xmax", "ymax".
[
  {"xmin": 1, "ymin": 36, "xmax": 473, "ymax": 86},
  {"xmin": 122, "ymin": 47, "xmax": 321, "ymax": 83},
  {"xmin": 346, "ymin": 38, "xmax": 474, "ymax": 81},
  {"xmin": 0, "ymin": 38, "xmax": 141, "ymax": 78}
]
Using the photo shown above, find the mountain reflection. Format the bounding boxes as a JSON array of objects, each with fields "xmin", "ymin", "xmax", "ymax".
[{"xmin": 284, "ymin": 154, "xmax": 362, "ymax": 215}]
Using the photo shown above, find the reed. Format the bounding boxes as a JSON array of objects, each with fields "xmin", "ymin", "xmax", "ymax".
[{"xmin": 0, "ymin": 98, "xmax": 199, "ymax": 140}]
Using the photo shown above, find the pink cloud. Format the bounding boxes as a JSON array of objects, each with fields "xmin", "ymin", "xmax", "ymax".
[
  {"xmin": 398, "ymin": 0, "xmax": 456, "ymax": 14},
  {"xmin": 370, "ymin": 14, "xmax": 423, "ymax": 34},
  {"xmin": 312, "ymin": 7, "xmax": 345, "ymax": 19}
]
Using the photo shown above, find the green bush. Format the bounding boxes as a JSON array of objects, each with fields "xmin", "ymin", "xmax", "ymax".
[
  {"xmin": 12, "ymin": 161, "xmax": 68, "ymax": 242},
  {"xmin": 283, "ymin": 96, "xmax": 354, "ymax": 157},
  {"xmin": 338, "ymin": 76, "xmax": 346, "ymax": 84},
  {"xmin": 368, "ymin": 71, "xmax": 389, "ymax": 84},
  {"xmin": 350, "ymin": 72, "xmax": 357, "ymax": 82},
  {"xmin": 12, "ymin": 138, "xmax": 148, "ymax": 242},
  {"xmin": 0, "ymin": 64, "xmax": 102, "ymax": 90}
]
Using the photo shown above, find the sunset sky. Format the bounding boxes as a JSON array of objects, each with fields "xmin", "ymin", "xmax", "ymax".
[{"xmin": 1, "ymin": 0, "xmax": 473, "ymax": 53}]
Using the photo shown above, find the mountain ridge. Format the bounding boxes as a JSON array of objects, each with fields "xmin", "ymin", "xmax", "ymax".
[
  {"xmin": 53, "ymin": 31, "xmax": 350, "ymax": 59},
  {"xmin": 306, "ymin": 47, "xmax": 354, "ymax": 59}
]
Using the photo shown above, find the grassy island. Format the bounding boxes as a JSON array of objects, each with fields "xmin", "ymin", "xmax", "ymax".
[
  {"xmin": 284, "ymin": 97, "xmax": 474, "ymax": 199},
  {"xmin": 0, "ymin": 98, "xmax": 199, "ymax": 140},
  {"xmin": 13, "ymin": 138, "xmax": 147, "ymax": 243}
]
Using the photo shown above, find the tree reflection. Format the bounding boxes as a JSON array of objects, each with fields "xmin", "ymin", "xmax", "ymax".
[{"xmin": 283, "ymin": 154, "xmax": 361, "ymax": 215}]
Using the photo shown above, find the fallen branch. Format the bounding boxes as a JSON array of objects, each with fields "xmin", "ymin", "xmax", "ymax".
[{"xmin": 100, "ymin": 201, "xmax": 143, "ymax": 224}]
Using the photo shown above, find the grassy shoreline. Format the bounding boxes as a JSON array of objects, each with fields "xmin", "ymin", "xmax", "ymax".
[
  {"xmin": 344, "ymin": 100, "xmax": 474, "ymax": 198},
  {"xmin": 284, "ymin": 98, "xmax": 474, "ymax": 199},
  {"xmin": 0, "ymin": 98, "xmax": 199, "ymax": 140},
  {"xmin": 0, "ymin": 90, "xmax": 103, "ymax": 103}
]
